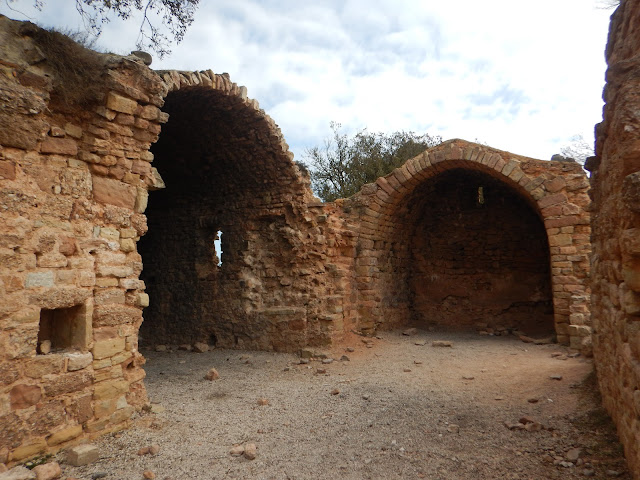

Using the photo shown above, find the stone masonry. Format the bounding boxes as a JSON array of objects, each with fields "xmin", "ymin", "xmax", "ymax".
[
  {"xmin": 0, "ymin": 13, "xmax": 599, "ymax": 470},
  {"xmin": 589, "ymin": 0, "xmax": 640, "ymax": 476}
]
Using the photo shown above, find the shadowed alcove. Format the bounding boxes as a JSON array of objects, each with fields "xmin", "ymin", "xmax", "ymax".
[
  {"xmin": 137, "ymin": 85, "xmax": 312, "ymax": 350},
  {"xmin": 376, "ymin": 168, "xmax": 554, "ymax": 336}
]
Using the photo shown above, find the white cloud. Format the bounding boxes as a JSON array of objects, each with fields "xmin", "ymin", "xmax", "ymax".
[{"xmin": 1, "ymin": 0, "xmax": 612, "ymax": 161}]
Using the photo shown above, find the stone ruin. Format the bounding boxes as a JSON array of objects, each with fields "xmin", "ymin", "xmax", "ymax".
[{"xmin": 0, "ymin": 4, "xmax": 635, "ymax": 476}]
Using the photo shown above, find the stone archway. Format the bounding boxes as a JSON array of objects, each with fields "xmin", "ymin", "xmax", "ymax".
[
  {"xmin": 349, "ymin": 140, "xmax": 591, "ymax": 347},
  {"xmin": 137, "ymin": 70, "xmax": 318, "ymax": 352}
]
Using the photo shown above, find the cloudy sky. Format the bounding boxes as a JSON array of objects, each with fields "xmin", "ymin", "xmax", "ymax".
[{"xmin": 2, "ymin": 0, "xmax": 614, "ymax": 163}]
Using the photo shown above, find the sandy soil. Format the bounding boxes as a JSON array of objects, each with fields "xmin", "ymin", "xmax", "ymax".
[{"xmin": 60, "ymin": 331, "xmax": 631, "ymax": 480}]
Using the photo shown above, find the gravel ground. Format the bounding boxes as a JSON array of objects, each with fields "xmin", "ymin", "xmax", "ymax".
[{"xmin": 60, "ymin": 330, "xmax": 631, "ymax": 480}]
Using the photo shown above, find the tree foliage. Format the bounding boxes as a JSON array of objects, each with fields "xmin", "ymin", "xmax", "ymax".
[
  {"xmin": 304, "ymin": 122, "xmax": 442, "ymax": 202},
  {"xmin": 7, "ymin": 0, "xmax": 199, "ymax": 57}
]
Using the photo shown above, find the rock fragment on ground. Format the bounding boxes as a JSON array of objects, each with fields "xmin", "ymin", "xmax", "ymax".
[
  {"xmin": 0, "ymin": 466, "xmax": 36, "ymax": 480},
  {"xmin": 193, "ymin": 342, "xmax": 209, "ymax": 353},
  {"xmin": 432, "ymin": 340, "xmax": 453, "ymax": 347},
  {"xmin": 66, "ymin": 444, "xmax": 99, "ymax": 466},
  {"xmin": 204, "ymin": 368, "xmax": 220, "ymax": 380},
  {"xmin": 244, "ymin": 443, "xmax": 257, "ymax": 460},
  {"xmin": 402, "ymin": 328, "xmax": 418, "ymax": 336},
  {"xmin": 229, "ymin": 445, "xmax": 244, "ymax": 456}
]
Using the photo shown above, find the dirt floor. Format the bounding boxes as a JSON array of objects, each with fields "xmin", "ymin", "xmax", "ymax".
[{"xmin": 59, "ymin": 330, "xmax": 631, "ymax": 480}]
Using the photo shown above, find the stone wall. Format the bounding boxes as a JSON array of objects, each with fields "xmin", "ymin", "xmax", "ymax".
[
  {"xmin": 589, "ymin": 0, "xmax": 640, "ymax": 475},
  {"xmin": 0, "ymin": 14, "xmax": 592, "ymax": 467},
  {"xmin": 344, "ymin": 141, "xmax": 592, "ymax": 347}
]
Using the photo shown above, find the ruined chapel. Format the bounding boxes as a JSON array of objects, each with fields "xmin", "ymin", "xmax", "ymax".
[{"xmin": 0, "ymin": 1, "xmax": 640, "ymax": 477}]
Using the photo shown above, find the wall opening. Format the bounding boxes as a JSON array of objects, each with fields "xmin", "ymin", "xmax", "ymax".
[
  {"xmin": 37, "ymin": 305, "xmax": 86, "ymax": 353},
  {"xmin": 214, "ymin": 230, "xmax": 223, "ymax": 266},
  {"xmin": 378, "ymin": 168, "xmax": 554, "ymax": 336}
]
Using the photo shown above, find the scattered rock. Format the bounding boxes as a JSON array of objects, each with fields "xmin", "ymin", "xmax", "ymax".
[
  {"xmin": 582, "ymin": 468, "xmax": 595, "ymax": 477},
  {"xmin": 504, "ymin": 421, "xmax": 524, "ymax": 430},
  {"xmin": 550, "ymin": 375, "xmax": 563, "ymax": 380},
  {"xmin": 533, "ymin": 337, "xmax": 553, "ymax": 345},
  {"xmin": 403, "ymin": 328, "xmax": 418, "ymax": 336},
  {"xmin": 362, "ymin": 394, "xmax": 370, "ymax": 400},
  {"xmin": 229, "ymin": 445, "xmax": 244, "ymax": 456},
  {"xmin": 142, "ymin": 470, "xmax": 155, "ymax": 479},
  {"xmin": 494, "ymin": 396, "xmax": 505, "ymax": 401},
  {"xmin": 0, "ymin": 466, "xmax": 35, "ymax": 480},
  {"xmin": 524, "ymin": 422, "xmax": 543, "ymax": 432},
  {"xmin": 39, "ymin": 340, "xmax": 51, "ymax": 355},
  {"xmin": 66, "ymin": 444, "xmax": 100, "ymax": 466},
  {"xmin": 566, "ymin": 447, "xmax": 581, "ymax": 462},
  {"xmin": 316, "ymin": 368, "xmax": 327, "ymax": 374},
  {"xmin": 606, "ymin": 470, "xmax": 623, "ymax": 477},
  {"xmin": 403, "ymin": 368, "xmax": 412, "ymax": 373},
  {"xmin": 447, "ymin": 424, "xmax": 459, "ymax": 433},
  {"xmin": 137, "ymin": 447, "xmax": 150, "ymax": 456},
  {"xmin": 527, "ymin": 398, "xmax": 539, "ymax": 403},
  {"xmin": 299, "ymin": 358, "xmax": 309, "ymax": 365},
  {"xmin": 154, "ymin": 344, "xmax": 168, "ymax": 352},
  {"xmin": 550, "ymin": 352, "xmax": 564, "ymax": 357},
  {"xmin": 204, "ymin": 368, "xmax": 220, "ymax": 381},
  {"xmin": 90, "ymin": 472, "xmax": 107, "ymax": 479},
  {"xmin": 150, "ymin": 404, "xmax": 165, "ymax": 414},
  {"xmin": 322, "ymin": 358, "xmax": 334, "ymax": 364},
  {"xmin": 257, "ymin": 398, "xmax": 269, "ymax": 406},
  {"xmin": 414, "ymin": 340, "xmax": 427, "ymax": 346},
  {"xmin": 193, "ymin": 342, "xmax": 209, "ymax": 353},
  {"xmin": 558, "ymin": 461, "xmax": 574, "ymax": 468},
  {"xmin": 518, "ymin": 335, "xmax": 534, "ymax": 343},
  {"xmin": 331, "ymin": 388, "xmax": 340, "ymax": 395},
  {"xmin": 244, "ymin": 443, "xmax": 257, "ymax": 460},
  {"xmin": 462, "ymin": 375, "xmax": 474, "ymax": 380},
  {"xmin": 178, "ymin": 344, "xmax": 192, "ymax": 351},
  {"xmin": 340, "ymin": 355, "xmax": 350, "ymax": 361},
  {"xmin": 432, "ymin": 340, "xmax": 453, "ymax": 348},
  {"xmin": 346, "ymin": 347, "xmax": 355, "ymax": 352},
  {"xmin": 149, "ymin": 444, "xmax": 160, "ymax": 455},
  {"xmin": 414, "ymin": 360, "xmax": 423, "ymax": 365}
]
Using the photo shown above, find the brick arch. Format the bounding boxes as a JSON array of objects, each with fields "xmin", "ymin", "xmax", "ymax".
[
  {"xmin": 351, "ymin": 139, "xmax": 591, "ymax": 347},
  {"xmin": 138, "ymin": 70, "xmax": 319, "ymax": 350}
]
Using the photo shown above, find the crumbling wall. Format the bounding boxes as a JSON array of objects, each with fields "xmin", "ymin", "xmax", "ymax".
[
  {"xmin": 589, "ymin": 1, "xmax": 640, "ymax": 475},
  {"xmin": 0, "ymin": 15, "xmax": 345, "ymax": 464}
]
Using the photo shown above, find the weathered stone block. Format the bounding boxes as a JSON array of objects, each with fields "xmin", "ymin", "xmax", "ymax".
[
  {"xmin": 92, "ymin": 337, "xmax": 126, "ymax": 360},
  {"xmin": 92, "ymin": 176, "xmax": 136, "ymax": 209},
  {"xmin": 9, "ymin": 439, "xmax": 47, "ymax": 462},
  {"xmin": 93, "ymin": 379, "xmax": 128, "ymax": 400},
  {"xmin": 106, "ymin": 92, "xmax": 138, "ymax": 115},
  {"xmin": 65, "ymin": 444, "xmax": 99, "ymax": 466},
  {"xmin": 42, "ymin": 372, "xmax": 91, "ymax": 397},
  {"xmin": 40, "ymin": 138, "xmax": 77, "ymax": 156},
  {"xmin": 64, "ymin": 352, "xmax": 93, "ymax": 371},
  {"xmin": 0, "ymin": 465, "xmax": 36, "ymax": 479},
  {"xmin": 25, "ymin": 272, "xmax": 54, "ymax": 288},
  {"xmin": 9, "ymin": 384, "xmax": 41, "ymax": 410},
  {"xmin": 46, "ymin": 424, "xmax": 82, "ymax": 446}
]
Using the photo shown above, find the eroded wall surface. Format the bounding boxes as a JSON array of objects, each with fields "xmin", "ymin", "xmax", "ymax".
[{"xmin": 590, "ymin": 1, "xmax": 640, "ymax": 475}]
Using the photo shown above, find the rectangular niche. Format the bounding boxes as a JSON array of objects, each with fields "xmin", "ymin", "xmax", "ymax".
[{"xmin": 37, "ymin": 304, "xmax": 90, "ymax": 354}]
